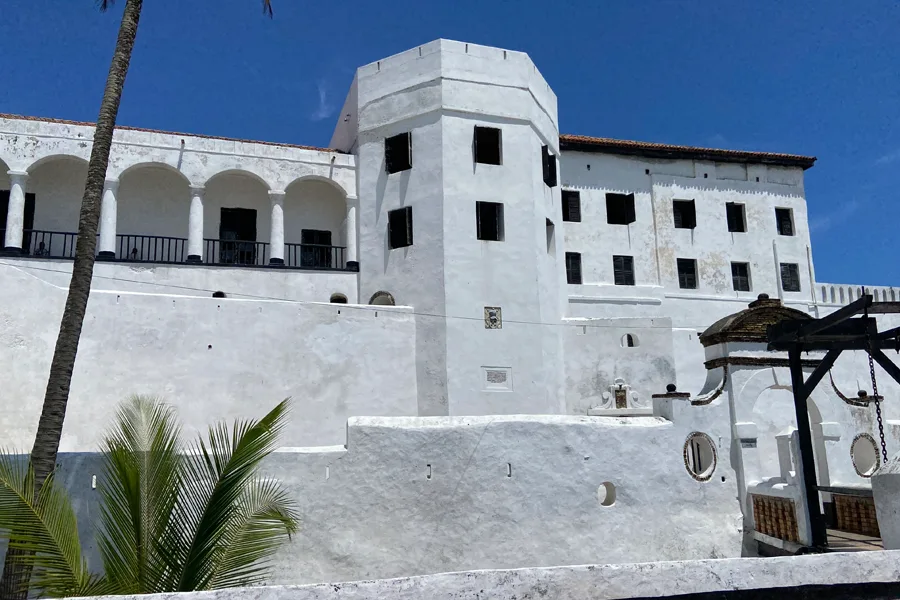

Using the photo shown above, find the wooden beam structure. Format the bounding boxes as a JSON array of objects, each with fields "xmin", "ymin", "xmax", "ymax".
[{"xmin": 766, "ymin": 293, "xmax": 900, "ymax": 550}]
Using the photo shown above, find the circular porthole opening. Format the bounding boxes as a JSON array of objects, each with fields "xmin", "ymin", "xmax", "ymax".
[
  {"xmin": 684, "ymin": 432, "xmax": 717, "ymax": 482},
  {"xmin": 621, "ymin": 333, "xmax": 639, "ymax": 348},
  {"xmin": 597, "ymin": 482, "xmax": 616, "ymax": 507},
  {"xmin": 851, "ymin": 433, "xmax": 880, "ymax": 478},
  {"xmin": 330, "ymin": 293, "xmax": 348, "ymax": 304}
]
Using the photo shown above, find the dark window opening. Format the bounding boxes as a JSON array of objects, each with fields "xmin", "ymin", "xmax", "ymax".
[
  {"xmin": 562, "ymin": 190, "xmax": 581, "ymax": 222},
  {"xmin": 673, "ymin": 200, "xmax": 696, "ymax": 229},
  {"xmin": 542, "ymin": 145, "xmax": 558, "ymax": 187},
  {"xmin": 476, "ymin": 201, "xmax": 504, "ymax": 241},
  {"xmin": 606, "ymin": 193, "xmax": 636, "ymax": 225},
  {"xmin": 625, "ymin": 334, "xmax": 636, "ymax": 347},
  {"xmin": 566, "ymin": 252, "xmax": 582, "ymax": 285},
  {"xmin": 301, "ymin": 229, "xmax": 333, "ymax": 268},
  {"xmin": 613, "ymin": 255, "xmax": 635, "ymax": 286},
  {"xmin": 781, "ymin": 263, "xmax": 801, "ymax": 292},
  {"xmin": 677, "ymin": 258, "xmax": 698, "ymax": 289},
  {"xmin": 330, "ymin": 293, "xmax": 348, "ymax": 304},
  {"xmin": 726, "ymin": 202, "xmax": 746, "ymax": 233},
  {"xmin": 474, "ymin": 126, "xmax": 502, "ymax": 165},
  {"xmin": 388, "ymin": 206, "xmax": 413, "ymax": 249},
  {"xmin": 385, "ymin": 132, "xmax": 412, "ymax": 174},
  {"xmin": 212, "ymin": 291, "xmax": 227, "ymax": 298},
  {"xmin": 731, "ymin": 262, "xmax": 751, "ymax": 292},
  {"xmin": 219, "ymin": 207, "xmax": 257, "ymax": 265},
  {"xmin": 545, "ymin": 218, "xmax": 555, "ymax": 254},
  {"xmin": 776, "ymin": 208, "xmax": 794, "ymax": 236}
]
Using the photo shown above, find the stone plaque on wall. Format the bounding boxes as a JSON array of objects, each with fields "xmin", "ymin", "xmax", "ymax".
[{"xmin": 484, "ymin": 306, "xmax": 502, "ymax": 329}]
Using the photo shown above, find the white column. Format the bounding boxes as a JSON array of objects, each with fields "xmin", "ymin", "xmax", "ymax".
[
  {"xmin": 268, "ymin": 190, "xmax": 285, "ymax": 265},
  {"xmin": 187, "ymin": 186, "xmax": 205, "ymax": 262},
  {"xmin": 98, "ymin": 179, "xmax": 119, "ymax": 259},
  {"xmin": 345, "ymin": 196, "xmax": 358, "ymax": 271},
  {"xmin": 4, "ymin": 171, "xmax": 29, "ymax": 252}
]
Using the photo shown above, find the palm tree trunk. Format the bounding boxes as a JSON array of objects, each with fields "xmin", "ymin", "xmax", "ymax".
[{"xmin": 0, "ymin": 1, "xmax": 143, "ymax": 597}]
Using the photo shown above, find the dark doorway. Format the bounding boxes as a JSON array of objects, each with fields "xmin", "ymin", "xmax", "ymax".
[
  {"xmin": 300, "ymin": 229, "xmax": 332, "ymax": 268},
  {"xmin": 0, "ymin": 191, "xmax": 36, "ymax": 252},
  {"xmin": 219, "ymin": 207, "xmax": 257, "ymax": 265}
]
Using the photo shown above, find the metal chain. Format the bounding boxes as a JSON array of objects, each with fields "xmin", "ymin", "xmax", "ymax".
[
  {"xmin": 868, "ymin": 350, "xmax": 889, "ymax": 463},
  {"xmin": 864, "ymin": 288, "xmax": 890, "ymax": 463}
]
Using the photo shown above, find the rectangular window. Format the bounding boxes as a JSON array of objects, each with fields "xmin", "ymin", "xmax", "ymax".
[
  {"xmin": 606, "ymin": 193, "xmax": 636, "ymax": 225},
  {"xmin": 542, "ymin": 145, "xmax": 558, "ymax": 187},
  {"xmin": 775, "ymin": 207, "xmax": 794, "ymax": 236},
  {"xmin": 677, "ymin": 258, "xmax": 698, "ymax": 289},
  {"xmin": 474, "ymin": 126, "xmax": 502, "ymax": 165},
  {"xmin": 562, "ymin": 190, "xmax": 581, "ymax": 222},
  {"xmin": 781, "ymin": 262, "xmax": 801, "ymax": 292},
  {"xmin": 673, "ymin": 199, "xmax": 697, "ymax": 229},
  {"xmin": 613, "ymin": 255, "xmax": 635, "ymax": 286},
  {"xmin": 388, "ymin": 206, "xmax": 413, "ymax": 249},
  {"xmin": 385, "ymin": 132, "xmax": 412, "ymax": 174},
  {"xmin": 300, "ymin": 229, "xmax": 333, "ymax": 268},
  {"xmin": 545, "ymin": 218, "xmax": 555, "ymax": 253},
  {"xmin": 476, "ymin": 201, "xmax": 504, "ymax": 241},
  {"xmin": 566, "ymin": 252, "xmax": 582, "ymax": 284},
  {"xmin": 726, "ymin": 202, "xmax": 746, "ymax": 232},
  {"xmin": 731, "ymin": 262, "xmax": 751, "ymax": 292}
]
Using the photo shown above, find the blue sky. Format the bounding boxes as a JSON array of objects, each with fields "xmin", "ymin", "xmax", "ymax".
[{"xmin": 1, "ymin": 0, "xmax": 897, "ymax": 285}]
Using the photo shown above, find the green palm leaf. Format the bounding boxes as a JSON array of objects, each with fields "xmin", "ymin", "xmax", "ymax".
[
  {"xmin": 0, "ymin": 453, "xmax": 97, "ymax": 598},
  {"xmin": 95, "ymin": 396, "xmax": 183, "ymax": 595},
  {"xmin": 206, "ymin": 476, "xmax": 299, "ymax": 589},
  {"xmin": 173, "ymin": 399, "xmax": 294, "ymax": 591}
]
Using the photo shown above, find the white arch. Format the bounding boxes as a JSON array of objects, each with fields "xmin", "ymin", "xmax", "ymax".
[
  {"xmin": 284, "ymin": 174, "xmax": 349, "ymax": 198},
  {"xmin": 24, "ymin": 153, "xmax": 89, "ymax": 173},
  {"xmin": 200, "ymin": 168, "xmax": 272, "ymax": 190},
  {"xmin": 117, "ymin": 161, "xmax": 192, "ymax": 185}
]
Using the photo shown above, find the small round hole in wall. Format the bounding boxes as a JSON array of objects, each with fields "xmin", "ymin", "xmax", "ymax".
[
  {"xmin": 851, "ymin": 433, "xmax": 880, "ymax": 477},
  {"xmin": 684, "ymin": 432, "xmax": 717, "ymax": 482},
  {"xmin": 212, "ymin": 291, "xmax": 226, "ymax": 298},
  {"xmin": 330, "ymin": 293, "xmax": 348, "ymax": 304},
  {"xmin": 620, "ymin": 333, "xmax": 639, "ymax": 348},
  {"xmin": 369, "ymin": 290, "xmax": 396, "ymax": 306},
  {"xmin": 597, "ymin": 482, "xmax": 616, "ymax": 507}
]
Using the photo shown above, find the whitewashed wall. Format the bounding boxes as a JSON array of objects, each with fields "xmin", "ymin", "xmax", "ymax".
[
  {"xmin": 61, "ymin": 551, "xmax": 900, "ymax": 600},
  {"xmin": 563, "ymin": 316, "xmax": 676, "ymax": 415},
  {"xmin": 0, "ymin": 260, "xmax": 412, "ymax": 450},
  {"xmin": 117, "ymin": 165, "xmax": 191, "ymax": 239},
  {"xmin": 56, "ymin": 411, "xmax": 741, "ymax": 586}
]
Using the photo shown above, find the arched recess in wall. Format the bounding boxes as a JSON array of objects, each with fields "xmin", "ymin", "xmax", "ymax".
[
  {"xmin": 117, "ymin": 163, "xmax": 192, "ymax": 261},
  {"xmin": 330, "ymin": 293, "xmax": 348, "ymax": 304},
  {"xmin": 202, "ymin": 169, "xmax": 272, "ymax": 266},
  {"xmin": 369, "ymin": 291, "xmax": 396, "ymax": 306},
  {"xmin": 25, "ymin": 154, "xmax": 89, "ymax": 244},
  {"xmin": 683, "ymin": 432, "xmax": 717, "ymax": 481},
  {"xmin": 283, "ymin": 176, "xmax": 348, "ymax": 269},
  {"xmin": 621, "ymin": 333, "xmax": 639, "ymax": 348}
]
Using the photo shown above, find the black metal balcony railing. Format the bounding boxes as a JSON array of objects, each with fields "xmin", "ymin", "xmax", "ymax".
[
  {"xmin": 24, "ymin": 230, "xmax": 80, "ymax": 259},
  {"xmin": 1, "ymin": 229, "xmax": 352, "ymax": 272},
  {"xmin": 116, "ymin": 234, "xmax": 188, "ymax": 264},
  {"xmin": 204, "ymin": 239, "xmax": 269, "ymax": 267},
  {"xmin": 285, "ymin": 243, "xmax": 345, "ymax": 270}
]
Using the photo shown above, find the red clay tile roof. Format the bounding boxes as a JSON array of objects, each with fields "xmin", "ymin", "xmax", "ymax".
[
  {"xmin": 559, "ymin": 134, "xmax": 816, "ymax": 170},
  {"xmin": 0, "ymin": 112, "xmax": 343, "ymax": 154}
]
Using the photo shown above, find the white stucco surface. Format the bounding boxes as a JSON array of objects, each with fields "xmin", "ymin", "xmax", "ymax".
[
  {"xmin": 70, "ymin": 551, "xmax": 900, "ymax": 600},
  {"xmin": 0, "ymin": 261, "xmax": 412, "ymax": 449}
]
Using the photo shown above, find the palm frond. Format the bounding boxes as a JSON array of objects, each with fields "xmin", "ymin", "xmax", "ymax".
[
  {"xmin": 0, "ymin": 453, "xmax": 96, "ymax": 597},
  {"xmin": 262, "ymin": 0, "xmax": 273, "ymax": 17},
  {"xmin": 97, "ymin": 0, "xmax": 115, "ymax": 11},
  {"xmin": 206, "ymin": 477, "xmax": 299, "ymax": 589},
  {"xmin": 174, "ymin": 400, "xmax": 291, "ymax": 591},
  {"xmin": 95, "ymin": 396, "xmax": 183, "ymax": 595}
]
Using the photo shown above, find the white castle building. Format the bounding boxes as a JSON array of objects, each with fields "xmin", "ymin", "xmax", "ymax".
[{"xmin": 2, "ymin": 40, "xmax": 899, "ymax": 582}]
